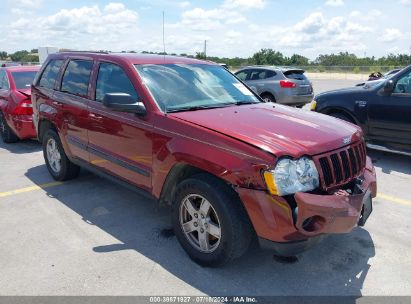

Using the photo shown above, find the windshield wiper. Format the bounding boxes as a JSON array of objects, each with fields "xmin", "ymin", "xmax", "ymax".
[
  {"xmin": 233, "ymin": 100, "xmax": 258, "ymax": 105},
  {"xmin": 166, "ymin": 104, "xmax": 231, "ymax": 113}
]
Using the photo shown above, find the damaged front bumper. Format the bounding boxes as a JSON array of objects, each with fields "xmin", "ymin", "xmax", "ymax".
[{"xmin": 237, "ymin": 156, "xmax": 377, "ymax": 256}]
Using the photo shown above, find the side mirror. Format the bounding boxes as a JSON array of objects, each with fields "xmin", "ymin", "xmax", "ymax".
[
  {"xmin": 102, "ymin": 93, "xmax": 146, "ymax": 116},
  {"xmin": 383, "ymin": 79, "xmax": 395, "ymax": 94}
]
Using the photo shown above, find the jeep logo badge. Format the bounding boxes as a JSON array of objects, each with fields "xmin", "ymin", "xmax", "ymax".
[{"xmin": 343, "ymin": 137, "xmax": 351, "ymax": 145}]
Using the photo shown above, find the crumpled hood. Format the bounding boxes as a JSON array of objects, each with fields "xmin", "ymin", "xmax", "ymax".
[{"xmin": 170, "ymin": 103, "xmax": 363, "ymax": 157}]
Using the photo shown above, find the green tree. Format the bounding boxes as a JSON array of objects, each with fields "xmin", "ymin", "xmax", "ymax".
[
  {"xmin": 251, "ymin": 49, "xmax": 285, "ymax": 65},
  {"xmin": 10, "ymin": 50, "xmax": 29, "ymax": 62},
  {"xmin": 286, "ymin": 54, "xmax": 309, "ymax": 66},
  {"xmin": 0, "ymin": 51, "xmax": 7, "ymax": 60}
]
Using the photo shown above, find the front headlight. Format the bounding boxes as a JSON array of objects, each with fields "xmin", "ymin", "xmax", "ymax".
[
  {"xmin": 263, "ymin": 157, "xmax": 319, "ymax": 196},
  {"xmin": 310, "ymin": 99, "xmax": 317, "ymax": 111}
]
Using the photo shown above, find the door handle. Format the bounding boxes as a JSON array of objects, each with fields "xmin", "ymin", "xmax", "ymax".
[{"xmin": 89, "ymin": 113, "xmax": 103, "ymax": 119}]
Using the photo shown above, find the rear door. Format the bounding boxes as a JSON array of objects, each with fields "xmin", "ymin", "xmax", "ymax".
[
  {"xmin": 87, "ymin": 61, "xmax": 153, "ymax": 191},
  {"xmin": 367, "ymin": 69, "xmax": 411, "ymax": 145},
  {"xmin": 245, "ymin": 69, "xmax": 276, "ymax": 94},
  {"xmin": 52, "ymin": 59, "xmax": 93, "ymax": 161}
]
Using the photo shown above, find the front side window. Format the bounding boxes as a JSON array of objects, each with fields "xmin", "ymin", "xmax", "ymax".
[
  {"xmin": 61, "ymin": 60, "xmax": 93, "ymax": 97},
  {"xmin": 394, "ymin": 71, "xmax": 411, "ymax": 94},
  {"xmin": 235, "ymin": 70, "xmax": 249, "ymax": 81},
  {"xmin": 95, "ymin": 63, "xmax": 138, "ymax": 102},
  {"xmin": 39, "ymin": 59, "xmax": 63, "ymax": 89},
  {"xmin": 12, "ymin": 71, "xmax": 38, "ymax": 89},
  {"xmin": 135, "ymin": 64, "xmax": 260, "ymax": 112}
]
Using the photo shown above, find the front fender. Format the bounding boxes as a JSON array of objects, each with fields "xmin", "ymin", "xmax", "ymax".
[{"xmin": 151, "ymin": 116, "xmax": 275, "ymax": 199}]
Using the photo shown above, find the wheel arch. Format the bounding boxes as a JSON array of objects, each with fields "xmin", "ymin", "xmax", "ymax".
[
  {"xmin": 38, "ymin": 119, "xmax": 58, "ymax": 143},
  {"xmin": 260, "ymin": 91, "xmax": 276, "ymax": 101},
  {"xmin": 320, "ymin": 107, "xmax": 359, "ymax": 125},
  {"xmin": 159, "ymin": 163, "xmax": 232, "ymax": 206}
]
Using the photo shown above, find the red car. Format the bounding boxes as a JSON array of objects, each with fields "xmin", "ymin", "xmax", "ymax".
[
  {"xmin": 0, "ymin": 66, "xmax": 40, "ymax": 142},
  {"xmin": 31, "ymin": 52, "xmax": 377, "ymax": 266}
]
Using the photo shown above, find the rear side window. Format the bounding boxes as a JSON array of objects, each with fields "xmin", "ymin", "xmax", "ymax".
[
  {"xmin": 284, "ymin": 70, "xmax": 307, "ymax": 81},
  {"xmin": 264, "ymin": 70, "xmax": 276, "ymax": 79},
  {"xmin": 11, "ymin": 71, "xmax": 38, "ymax": 89},
  {"xmin": 95, "ymin": 62, "xmax": 138, "ymax": 102},
  {"xmin": 61, "ymin": 60, "xmax": 93, "ymax": 97},
  {"xmin": 0, "ymin": 70, "xmax": 9, "ymax": 90},
  {"xmin": 39, "ymin": 59, "xmax": 63, "ymax": 89}
]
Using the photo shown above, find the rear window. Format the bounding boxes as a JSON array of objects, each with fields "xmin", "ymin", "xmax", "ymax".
[
  {"xmin": 283, "ymin": 70, "xmax": 307, "ymax": 80},
  {"xmin": 11, "ymin": 71, "xmax": 38, "ymax": 89},
  {"xmin": 39, "ymin": 59, "xmax": 64, "ymax": 89},
  {"xmin": 61, "ymin": 60, "xmax": 93, "ymax": 97}
]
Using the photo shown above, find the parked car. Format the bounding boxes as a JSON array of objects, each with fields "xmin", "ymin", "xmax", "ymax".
[
  {"xmin": 234, "ymin": 66, "xmax": 313, "ymax": 107},
  {"xmin": 0, "ymin": 65, "xmax": 40, "ymax": 143},
  {"xmin": 312, "ymin": 64, "xmax": 411, "ymax": 156},
  {"xmin": 32, "ymin": 52, "xmax": 376, "ymax": 266},
  {"xmin": 356, "ymin": 68, "xmax": 402, "ymax": 86}
]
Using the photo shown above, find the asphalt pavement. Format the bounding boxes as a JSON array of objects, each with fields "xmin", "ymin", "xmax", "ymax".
[{"xmin": 0, "ymin": 79, "xmax": 410, "ymax": 296}]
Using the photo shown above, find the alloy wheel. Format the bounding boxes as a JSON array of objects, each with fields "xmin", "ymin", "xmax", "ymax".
[
  {"xmin": 46, "ymin": 138, "xmax": 62, "ymax": 173},
  {"xmin": 179, "ymin": 194, "xmax": 221, "ymax": 253}
]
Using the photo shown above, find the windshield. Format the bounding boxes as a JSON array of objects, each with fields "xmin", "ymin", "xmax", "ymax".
[
  {"xmin": 11, "ymin": 71, "xmax": 38, "ymax": 89},
  {"xmin": 134, "ymin": 64, "xmax": 260, "ymax": 112}
]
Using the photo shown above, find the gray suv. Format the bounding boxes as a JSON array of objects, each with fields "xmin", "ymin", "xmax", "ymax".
[{"xmin": 235, "ymin": 66, "xmax": 313, "ymax": 107}]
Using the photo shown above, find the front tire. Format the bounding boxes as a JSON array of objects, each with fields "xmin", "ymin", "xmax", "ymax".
[
  {"xmin": 172, "ymin": 174, "xmax": 253, "ymax": 267},
  {"xmin": 0, "ymin": 112, "xmax": 19, "ymax": 143},
  {"xmin": 260, "ymin": 93, "xmax": 276, "ymax": 103},
  {"xmin": 42, "ymin": 129, "xmax": 80, "ymax": 181}
]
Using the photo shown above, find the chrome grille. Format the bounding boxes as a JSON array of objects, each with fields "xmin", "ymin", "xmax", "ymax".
[{"xmin": 314, "ymin": 141, "xmax": 367, "ymax": 190}]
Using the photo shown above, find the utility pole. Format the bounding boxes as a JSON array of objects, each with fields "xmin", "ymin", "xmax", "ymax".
[
  {"xmin": 204, "ymin": 40, "xmax": 207, "ymax": 59},
  {"xmin": 162, "ymin": 11, "xmax": 166, "ymax": 56}
]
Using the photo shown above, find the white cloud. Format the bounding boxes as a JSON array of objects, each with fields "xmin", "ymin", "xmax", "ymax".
[
  {"xmin": 400, "ymin": 0, "xmax": 411, "ymax": 4},
  {"xmin": 178, "ymin": 1, "xmax": 190, "ymax": 8},
  {"xmin": 13, "ymin": 0, "xmax": 42, "ymax": 8},
  {"xmin": 8, "ymin": 4, "xmax": 139, "ymax": 51},
  {"xmin": 378, "ymin": 28, "xmax": 402, "ymax": 42},
  {"xmin": 325, "ymin": 0, "xmax": 344, "ymax": 7},
  {"xmin": 223, "ymin": 0, "xmax": 266, "ymax": 9},
  {"xmin": 179, "ymin": 7, "xmax": 245, "ymax": 31}
]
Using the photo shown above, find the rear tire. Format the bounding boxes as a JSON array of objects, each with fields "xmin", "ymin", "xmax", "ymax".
[
  {"xmin": 260, "ymin": 93, "xmax": 276, "ymax": 103},
  {"xmin": 329, "ymin": 112, "xmax": 355, "ymax": 124},
  {"xmin": 42, "ymin": 129, "xmax": 80, "ymax": 181},
  {"xmin": 0, "ymin": 112, "xmax": 19, "ymax": 143},
  {"xmin": 172, "ymin": 174, "xmax": 253, "ymax": 267}
]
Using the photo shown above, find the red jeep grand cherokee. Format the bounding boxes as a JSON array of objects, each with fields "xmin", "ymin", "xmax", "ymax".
[
  {"xmin": 32, "ymin": 52, "xmax": 377, "ymax": 266},
  {"xmin": 0, "ymin": 65, "xmax": 40, "ymax": 143}
]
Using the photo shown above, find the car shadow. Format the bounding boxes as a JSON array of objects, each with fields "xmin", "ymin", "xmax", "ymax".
[
  {"xmin": 0, "ymin": 139, "xmax": 41, "ymax": 154},
  {"xmin": 25, "ymin": 164, "xmax": 375, "ymax": 298},
  {"xmin": 367, "ymin": 149, "xmax": 411, "ymax": 175}
]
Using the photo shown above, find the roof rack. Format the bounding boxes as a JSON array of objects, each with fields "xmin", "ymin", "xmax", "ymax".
[{"xmin": 58, "ymin": 50, "xmax": 110, "ymax": 54}]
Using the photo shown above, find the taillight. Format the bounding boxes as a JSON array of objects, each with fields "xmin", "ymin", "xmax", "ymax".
[
  {"xmin": 280, "ymin": 80, "xmax": 297, "ymax": 88},
  {"xmin": 12, "ymin": 100, "xmax": 33, "ymax": 115}
]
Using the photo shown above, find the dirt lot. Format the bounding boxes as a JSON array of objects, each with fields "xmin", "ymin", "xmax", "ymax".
[{"xmin": 0, "ymin": 79, "xmax": 410, "ymax": 296}]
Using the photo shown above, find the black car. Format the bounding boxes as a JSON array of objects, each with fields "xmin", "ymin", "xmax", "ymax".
[{"xmin": 312, "ymin": 64, "xmax": 411, "ymax": 156}]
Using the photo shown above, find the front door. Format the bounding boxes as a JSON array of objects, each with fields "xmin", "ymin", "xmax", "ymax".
[
  {"xmin": 368, "ymin": 69, "xmax": 411, "ymax": 146},
  {"xmin": 87, "ymin": 61, "xmax": 153, "ymax": 191}
]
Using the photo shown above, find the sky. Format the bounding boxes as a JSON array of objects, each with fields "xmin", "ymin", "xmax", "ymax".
[{"xmin": 0, "ymin": 0, "xmax": 410, "ymax": 60}]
